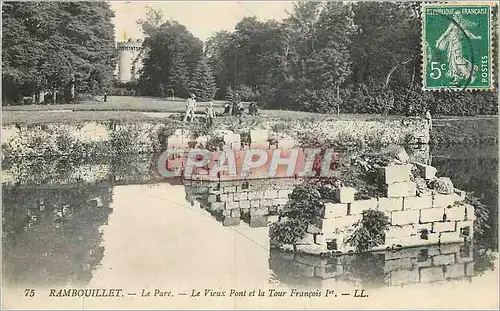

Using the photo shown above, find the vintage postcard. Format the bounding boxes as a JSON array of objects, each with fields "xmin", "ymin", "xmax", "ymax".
[{"xmin": 2, "ymin": 1, "xmax": 498, "ymax": 310}]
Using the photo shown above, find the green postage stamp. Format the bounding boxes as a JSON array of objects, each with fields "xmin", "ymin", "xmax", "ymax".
[{"xmin": 422, "ymin": 2, "xmax": 494, "ymax": 91}]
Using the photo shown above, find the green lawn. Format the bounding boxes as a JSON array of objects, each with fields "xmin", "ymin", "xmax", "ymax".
[
  {"xmin": 3, "ymin": 96, "xmax": 219, "ymax": 113},
  {"xmin": 2, "ymin": 96, "xmax": 406, "ymax": 124},
  {"xmin": 2, "ymin": 96, "xmax": 497, "ymax": 125}
]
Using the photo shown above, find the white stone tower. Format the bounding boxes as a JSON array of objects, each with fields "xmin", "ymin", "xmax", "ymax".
[{"xmin": 116, "ymin": 38, "xmax": 144, "ymax": 83}]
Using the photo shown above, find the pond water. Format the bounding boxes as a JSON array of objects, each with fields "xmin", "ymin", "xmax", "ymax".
[{"xmin": 2, "ymin": 144, "xmax": 498, "ymax": 309}]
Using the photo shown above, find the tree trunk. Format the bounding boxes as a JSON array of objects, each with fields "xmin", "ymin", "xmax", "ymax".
[{"xmin": 384, "ymin": 57, "xmax": 415, "ymax": 87}]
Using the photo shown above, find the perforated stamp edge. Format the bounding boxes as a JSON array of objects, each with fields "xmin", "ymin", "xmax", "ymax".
[{"xmin": 420, "ymin": 2, "xmax": 496, "ymax": 92}]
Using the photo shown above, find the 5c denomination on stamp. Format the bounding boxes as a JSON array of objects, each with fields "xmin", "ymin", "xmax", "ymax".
[{"xmin": 422, "ymin": 2, "xmax": 494, "ymax": 91}]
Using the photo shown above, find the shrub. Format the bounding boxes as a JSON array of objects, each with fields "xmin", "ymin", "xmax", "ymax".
[
  {"xmin": 270, "ymin": 183, "xmax": 325, "ymax": 249},
  {"xmin": 345, "ymin": 209, "xmax": 391, "ymax": 253},
  {"xmin": 296, "ymin": 89, "xmax": 340, "ymax": 114},
  {"xmin": 240, "ymin": 131, "xmax": 251, "ymax": 146},
  {"xmin": 236, "ymin": 84, "xmax": 260, "ymax": 102},
  {"xmin": 269, "ymin": 218, "xmax": 308, "ymax": 251},
  {"xmin": 465, "ymin": 192, "xmax": 490, "ymax": 237},
  {"xmin": 337, "ymin": 153, "xmax": 389, "ymax": 199},
  {"xmin": 346, "ymin": 82, "xmax": 394, "ymax": 114},
  {"xmin": 205, "ymin": 136, "xmax": 225, "ymax": 151},
  {"xmin": 285, "ymin": 184, "xmax": 324, "ymax": 222}
]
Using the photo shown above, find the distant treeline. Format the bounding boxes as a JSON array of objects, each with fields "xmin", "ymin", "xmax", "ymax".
[
  {"xmin": 136, "ymin": 2, "xmax": 498, "ymax": 116},
  {"xmin": 2, "ymin": 2, "xmax": 497, "ymax": 115}
]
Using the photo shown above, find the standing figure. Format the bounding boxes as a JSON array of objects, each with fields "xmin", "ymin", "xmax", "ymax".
[
  {"xmin": 236, "ymin": 101, "xmax": 245, "ymax": 116},
  {"xmin": 52, "ymin": 89, "xmax": 57, "ymax": 105},
  {"xmin": 183, "ymin": 94, "xmax": 197, "ymax": 122},
  {"xmin": 103, "ymin": 92, "xmax": 108, "ymax": 102},
  {"xmin": 236, "ymin": 101, "xmax": 246, "ymax": 124},
  {"xmin": 435, "ymin": 10, "xmax": 482, "ymax": 84},
  {"xmin": 69, "ymin": 76, "xmax": 76, "ymax": 102},
  {"xmin": 38, "ymin": 90, "xmax": 45, "ymax": 104},
  {"xmin": 205, "ymin": 102, "xmax": 216, "ymax": 126},
  {"xmin": 231, "ymin": 92, "xmax": 241, "ymax": 116},
  {"xmin": 426, "ymin": 110, "xmax": 432, "ymax": 131}
]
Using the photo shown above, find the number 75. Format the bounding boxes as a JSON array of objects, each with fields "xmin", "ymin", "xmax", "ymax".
[
  {"xmin": 429, "ymin": 62, "xmax": 447, "ymax": 79},
  {"xmin": 24, "ymin": 289, "xmax": 35, "ymax": 297}
]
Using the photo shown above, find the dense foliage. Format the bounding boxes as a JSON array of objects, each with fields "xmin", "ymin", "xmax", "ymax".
[
  {"xmin": 136, "ymin": 14, "xmax": 203, "ymax": 98},
  {"xmin": 4, "ymin": 2, "xmax": 497, "ymax": 115},
  {"xmin": 188, "ymin": 57, "xmax": 218, "ymax": 101},
  {"xmin": 2, "ymin": 2, "xmax": 116, "ymax": 103},
  {"xmin": 203, "ymin": 2, "xmax": 498, "ymax": 115}
]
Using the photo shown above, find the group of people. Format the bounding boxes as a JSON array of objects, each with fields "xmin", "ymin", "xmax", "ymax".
[
  {"xmin": 183, "ymin": 93, "xmax": 259, "ymax": 126},
  {"xmin": 183, "ymin": 93, "xmax": 217, "ymax": 126}
]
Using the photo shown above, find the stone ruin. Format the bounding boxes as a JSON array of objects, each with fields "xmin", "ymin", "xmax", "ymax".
[
  {"xmin": 185, "ymin": 178, "xmax": 301, "ymax": 227},
  {"xmin": 166, "ymin": 128, "xmax": 298, "ymax": 181},
  {"xmin": 274, "ymin": 148, "xmax": 475, "ymax": 255},
  {"xmin": 168, "ymin": 127, "xmax": 473, "ymax": 256}
]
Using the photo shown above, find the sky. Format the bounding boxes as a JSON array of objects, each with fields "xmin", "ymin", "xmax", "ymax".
[{"xmin": 110, "ymin": 1, "xmax": 295, "ymax": 42}]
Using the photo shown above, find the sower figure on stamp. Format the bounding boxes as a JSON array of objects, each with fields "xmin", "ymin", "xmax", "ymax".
[
  {"xmin": 183, "ymin": 94, "xmax": 197, "ymax": 122},
  {"xmin": 436, "ymin": 10, "xmax": 482, "ymax": 85}
]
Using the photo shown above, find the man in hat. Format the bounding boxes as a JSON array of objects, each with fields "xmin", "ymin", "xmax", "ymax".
[{"xmin": 183, "ymin": 94, "xmax": 197, "ymax": 122}]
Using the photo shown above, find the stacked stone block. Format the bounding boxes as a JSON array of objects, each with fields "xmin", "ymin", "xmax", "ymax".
[
  {"xmin": 293, "ymin": 162, "xmax": 474, "ymax": 255},
  {"xmin": 269, "ymin": 243, "xmax": 474, "ymax": 287},
  {"xmin": 185, "ymin": 179, "xmax": 301, "ymax": 227},
  {"xmin": 183, "ymin": 129, "xmax": 310, "ymax": 181},
  {"xmin": 382, "ymin": 164, "xmax": 416, "ymax": 198}
]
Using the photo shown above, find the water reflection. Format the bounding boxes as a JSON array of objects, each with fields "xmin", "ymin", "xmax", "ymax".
[
  {"xmin": 2, "ymin": 182, "xmax": 114, "ymax": 287},
  {"xmin": 185, "ymin": 178, "xmax": 301, "ymax": 227},
  {"xmin": 2, "ymin": 145, "xmax": 497, "ymax": 290},
  {"xmin": 431, "ymin": 146, "xmax": 498, "ymax": 249},
  {"xmin": 270, "ymin": 243, "xmax": 474, "ymax": 289}
]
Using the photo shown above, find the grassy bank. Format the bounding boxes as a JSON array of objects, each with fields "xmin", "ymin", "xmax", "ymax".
[
  {"xmin": 2, "ymin": 96, "xmax": 497, "ymax": 147},
  {"xmin": 2, "ymin": 96, "xmax": 221, "ymax": 113},
  {"xmin": 2, "ymin": 96, "xmax": 403, "ymax": 125}
]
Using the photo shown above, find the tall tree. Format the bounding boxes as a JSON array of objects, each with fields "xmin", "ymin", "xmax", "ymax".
[
  {"xmin": 350, "ymin": 2, "xmax": 420, "ymax": 86},
  {"xmin": 305, "ymin": 2, "xmax": 356, "ymax": 89},
  {"xmin": 2, "ymin": 2, "xmax": 116, "ymax": 103},
  {"xmin": 137, "ymin": 6, "xmax": 164, "ymax": 37},
  {"xmin": 137, "ymin": 20, "xmax": 203, "ymax": 97},
  {"xmin": 168, "ymin": 52, "xmax": 190, "ymax": 98},
  {"xmin": 189, "ymin": 57, "xmax": 217, "ymax": 101},
  {"xmin": 205, "ymin": 30, "xmax": 234, "ymax": 98}
]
